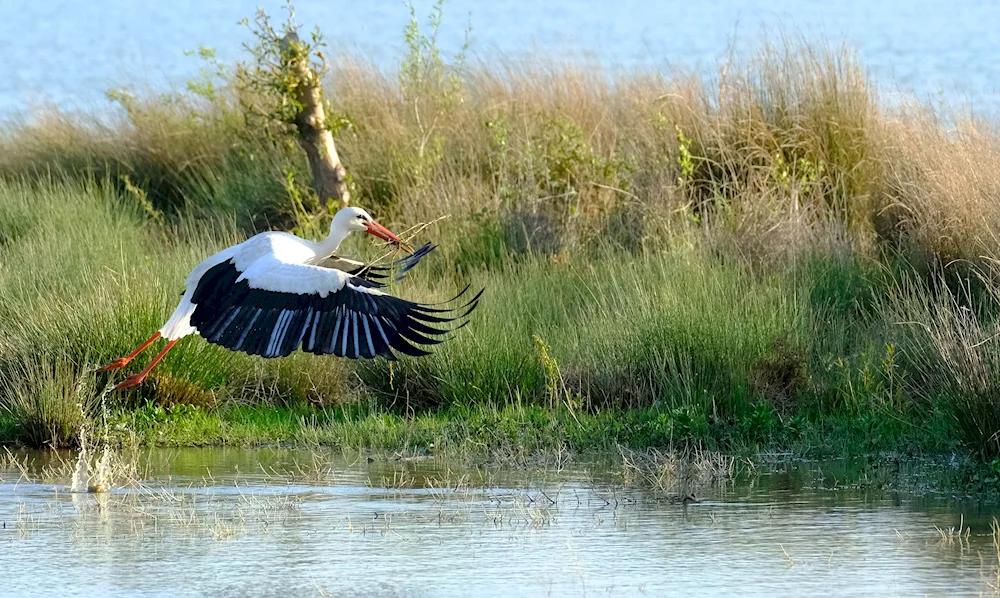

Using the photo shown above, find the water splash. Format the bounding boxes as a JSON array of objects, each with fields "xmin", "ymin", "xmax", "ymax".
[
  {"xmin": 69, "ymin": 427, "xmax": 112, "ymax": 493},
  {"xmin": 69, "ymin": 428, "xmax": 89, "ymax": 493},
  {"xmin": 92, "ymin": 444, "xmax": 111, "ymax": 493}
]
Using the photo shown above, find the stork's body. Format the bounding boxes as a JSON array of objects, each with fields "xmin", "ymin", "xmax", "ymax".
[
  {"xmin": 103, "ymin": 208, "xmax": 478, "ymax": 390},
  {"xmin": 159, "ymin": 230, "xmax": 346, "ymax": 342}
]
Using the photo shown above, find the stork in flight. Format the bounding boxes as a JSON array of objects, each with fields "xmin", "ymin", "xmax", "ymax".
[{"xmin": 101, "ymin": 207, "xmax": 481, "ymax": 391}]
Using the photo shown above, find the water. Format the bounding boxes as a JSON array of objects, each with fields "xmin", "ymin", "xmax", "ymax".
[
  {"xmin": 1, "ymin": 0, "xmax": 1000, "ymax": 118},
  {"xmin": 1, "ymin": 448, "xmax": 998, "ymax": 597}
]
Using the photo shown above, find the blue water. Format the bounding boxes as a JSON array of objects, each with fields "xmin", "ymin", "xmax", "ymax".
[
  {"xmin": 2, "ymin": 449, "xmax": 998, "ymax": 597},
  {"xmin": 0, "ymin": 0, "xmax": 999, "ymax": 116}
]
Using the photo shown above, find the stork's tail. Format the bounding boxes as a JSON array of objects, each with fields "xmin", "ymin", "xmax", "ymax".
[{"xmin": 158, "ymin": 291, "xmax": 199, "ymax": 341}]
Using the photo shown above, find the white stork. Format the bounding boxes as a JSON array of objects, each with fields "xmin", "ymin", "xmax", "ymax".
[{"xmin": 101, "ymin": 207, "xmax": 481, "ymax": 391}]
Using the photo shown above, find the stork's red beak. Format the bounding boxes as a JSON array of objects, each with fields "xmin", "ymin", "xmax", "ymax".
[{"xmin": 365, "ymin": 220, "xmax": 413, "ymax": 253}]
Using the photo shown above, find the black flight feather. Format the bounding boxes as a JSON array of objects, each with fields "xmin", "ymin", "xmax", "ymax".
[{"xmin": 189, "ymin": 259, "xmax": 478, "ymax": 360}]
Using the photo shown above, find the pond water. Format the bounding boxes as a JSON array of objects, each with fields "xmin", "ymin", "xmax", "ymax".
[
  {"xmin": 1, "ymin": 0, "xmax": 1000, "ymax": 117},
  {"xmin": 1, "ymin": 448, "xmax": 998, "ymax": 597}
]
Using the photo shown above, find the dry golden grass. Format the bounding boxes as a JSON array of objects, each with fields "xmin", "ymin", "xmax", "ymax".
[
  {"xmin": 2, "ymin": 39, "xmax": 998, "ymax": 270},
  {"xmin": 319, "ymin": 39, "xmax": 1000, "ymax": 270},
  {"xmin": 878, "ymin": 110, "xmax": 1000, "ymax": 263},
  {"xmin": 617, "ymin": 445, "xmax": 737, "ymax": 497}
]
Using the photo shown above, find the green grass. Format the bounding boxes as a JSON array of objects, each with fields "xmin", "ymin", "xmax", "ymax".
[
  {"xmin": 0, "ymin": 179, "xmax": 355, "ymax": 439},
  {"xmin": 359, "ymin": 249, "xmax": 806, "ymax": 414},
  {"xmin": 94, "ymin": 398, "xmax": 950, "ymax": 460},
  {"xmin": 0, "ymin": 178, "xmax": 972, "ymax": 463}
]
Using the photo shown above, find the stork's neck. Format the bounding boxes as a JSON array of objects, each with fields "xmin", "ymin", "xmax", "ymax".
[{"xmin": 310, "ymin": 225, "xmax": 351, "ymax": 261}]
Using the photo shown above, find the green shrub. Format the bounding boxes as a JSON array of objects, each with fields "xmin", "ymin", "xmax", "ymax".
[{"xmin": 0, "ymin": 358, "xmax": 92, "ymax": 448}]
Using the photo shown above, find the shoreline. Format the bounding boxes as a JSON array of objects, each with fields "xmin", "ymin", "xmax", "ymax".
[{"xmin": 3, "ymin": 401, "xmax": 987, "ymax": 500}]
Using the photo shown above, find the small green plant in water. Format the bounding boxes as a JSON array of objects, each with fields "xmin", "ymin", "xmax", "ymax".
[{"xmin": 856, "ymin": 343, "xmax": 908, "ymax": 412}]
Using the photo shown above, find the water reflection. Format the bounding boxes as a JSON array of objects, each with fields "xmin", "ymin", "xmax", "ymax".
[{"xmin": 1, "ymin": 448, "xmax": 998, "ymax": 597}]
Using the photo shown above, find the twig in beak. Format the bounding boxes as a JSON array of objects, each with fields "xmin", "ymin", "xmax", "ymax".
[{"xmin": 359, "ymin": 215, "xmax": 450, "ymax": 280}]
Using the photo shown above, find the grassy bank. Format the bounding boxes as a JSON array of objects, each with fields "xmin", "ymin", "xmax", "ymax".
[
  {"xmin": 0, "ymin": 178, "xmax": 978, "ymax": 461},
  {"xmin": 3, "ymin": 26, "xmax": 1000, "ymax": 475},
  {"xmin": 98, "ymin": 399, "xmax": 950, "ymax": 459}
]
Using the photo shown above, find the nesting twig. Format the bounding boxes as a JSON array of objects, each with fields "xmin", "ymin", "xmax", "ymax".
[{"xmin": 367, "ymin": 214, "xmax": 451, "ymax": 270}]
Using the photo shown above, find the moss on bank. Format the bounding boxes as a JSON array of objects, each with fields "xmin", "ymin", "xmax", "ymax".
[{"xmin": 3, "ymin": 399, "xmax": 949, "ymax": 460}]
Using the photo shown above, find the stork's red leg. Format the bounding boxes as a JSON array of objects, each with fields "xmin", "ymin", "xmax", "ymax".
[
  {"xmin": 100, "ymin": 332, "xmax": 162, "ymax": 371},
  {"xmin": 113, "ymin": 339, "xmax": 178, "ymax": 391}
]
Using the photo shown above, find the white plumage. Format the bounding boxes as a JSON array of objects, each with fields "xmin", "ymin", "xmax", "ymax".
[{"xmin": 102, "ymin": 207, "xmax": 479, "ymax": 391}]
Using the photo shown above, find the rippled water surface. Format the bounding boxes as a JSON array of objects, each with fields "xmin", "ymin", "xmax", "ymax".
[
  {"xmin": 1, "ymin": 448, "xmax": 999, "ymax": 597},
  {"xmin": 1, "ymin": 0, "xmax": 1000, "ymax": 115}
]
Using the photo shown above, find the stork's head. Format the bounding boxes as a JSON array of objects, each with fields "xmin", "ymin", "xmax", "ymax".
[{"xmin": 331, "ymin": 207, "xmax": 411, "ymax": 252}]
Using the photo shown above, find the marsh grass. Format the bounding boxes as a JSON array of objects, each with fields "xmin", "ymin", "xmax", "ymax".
[
  {"xmin": 877, "ymin": 271, "xmax": 1000, "ymax": 458},
  {"xmin": 0, "ymin": 359, "xmax": 92, "ymax": 448},
  {"xmin": 2, "ymin": 33, "xmax": 1000, "ymax": 464},
  {"xmin": 987, "ymin": 517, "xmax": 1000, "ymax": 594},
  {"xmin": 4, "ymin": 36, "xmax": 1000, "ymax": 267},
  {"xmin": 0, "ymin": 98, "xmax": 294, "ymax": 230},
  {"xmin": 934, "ymin": 514, "xmax": 972, "ymax": 549},
  {"xmin": 617, "ymin": 445, "xmax": 737, "ymax": 497},
  {"xmin": 0, "ymin": 180, "xmax": 354, "ymax": 434}
]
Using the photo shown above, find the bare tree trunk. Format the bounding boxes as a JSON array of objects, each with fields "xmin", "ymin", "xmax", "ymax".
[{"xmin": 283, "ymin": 34, "xmax": 350, "ymax": 209}]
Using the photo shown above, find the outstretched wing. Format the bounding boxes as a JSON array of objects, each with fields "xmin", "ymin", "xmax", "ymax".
[
  {"xmin": 319, "ymin": 242, "xmax": 436, "ymax": 288},
  {"xmin": 189, "ymin": 254, "xmax": 479, "ymax": 360}
]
